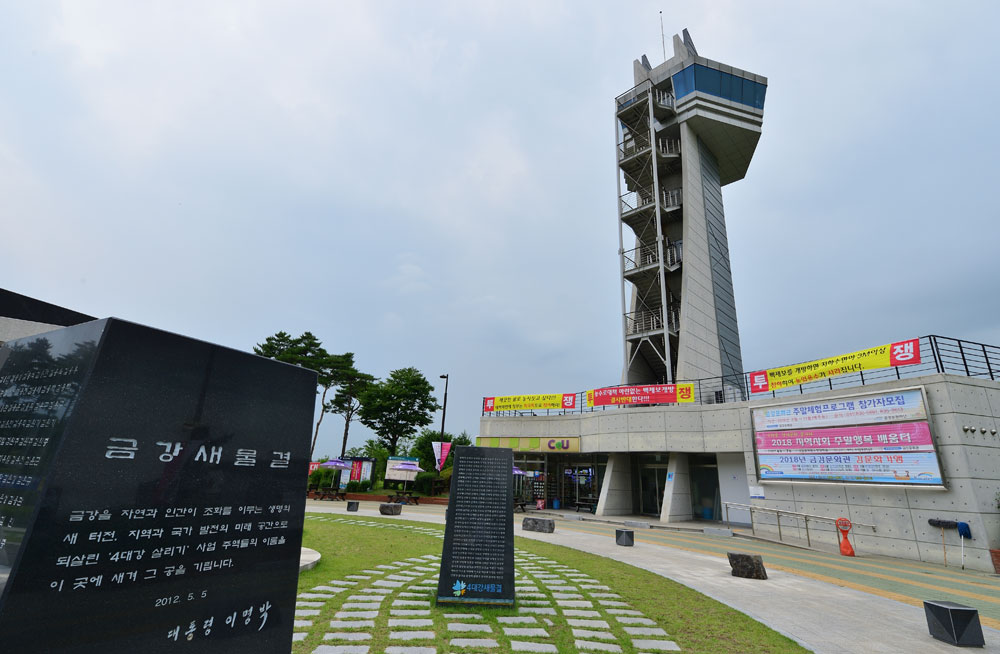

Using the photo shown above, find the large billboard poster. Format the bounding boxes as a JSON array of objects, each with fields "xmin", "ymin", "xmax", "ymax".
[{"xmin": 752, "ymin": 388, "xmax": 944, "ymax": 487}]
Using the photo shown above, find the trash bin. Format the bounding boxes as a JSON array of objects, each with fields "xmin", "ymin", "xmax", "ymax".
[{"xmin": 552, "ymin": 498, "xmax": 561, "ymax": 510}]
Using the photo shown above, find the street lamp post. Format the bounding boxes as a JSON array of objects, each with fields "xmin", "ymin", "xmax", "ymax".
[{"xmin": 439, "ymin": 374, "xmax": 449, "ymax": 442}]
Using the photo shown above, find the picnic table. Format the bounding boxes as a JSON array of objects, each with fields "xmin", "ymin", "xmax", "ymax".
[
  {"xmin": 513, "ymin": 499, "xmax": 529, "ymax": 513},
  {"xmin": 388, "ymin": 491, "xmax": 420, "ymax": 505},
  {"xmin": 575, "ymin": 497, "xmax": 599, "ymax": 513},
  {"xmin": 317, "ymin": 487, "xmax": 347, "ymax": 501}
]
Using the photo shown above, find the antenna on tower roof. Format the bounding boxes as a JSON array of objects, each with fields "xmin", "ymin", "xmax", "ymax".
[{"xmin": 660, "ymin": 11, "xmax": 666, "ymax": 62}]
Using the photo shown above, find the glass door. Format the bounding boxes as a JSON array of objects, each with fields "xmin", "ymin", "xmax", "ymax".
[{"xmin": 638, "ymin": 465, "xmax": 669, "ymax": 516}]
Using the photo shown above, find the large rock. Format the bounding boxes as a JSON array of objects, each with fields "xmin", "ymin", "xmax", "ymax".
[
  {"xmin": 380, "ymin": 503, "xmax": 402, "ymax": 515},
  {"xmin": 727, "ymin": 552, "xmax": 767, "ymax": 579},
  {"xmin": 522, "ymin": 517, "xmax": 555, "ymax": 533}
]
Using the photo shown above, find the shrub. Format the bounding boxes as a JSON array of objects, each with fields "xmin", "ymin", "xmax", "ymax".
[
  {"xmin": 359, "ymin": 480, "xmax": 372, "ymax": 492},
  {"xmin": 413, "ymin": 471, "xmax": 438, "ymax": 495},
  {"xmin": 345, "ymin": 481, "xmax": 361, "ymax": 492},
  {"xmin": 309, "ymin": 467, "xmax": 334, "ymax": 488}
]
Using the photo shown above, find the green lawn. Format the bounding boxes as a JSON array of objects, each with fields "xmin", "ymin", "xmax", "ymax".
[{"xmin": 294, "ymin": 514, "xmax": 809, "ymax": 654}]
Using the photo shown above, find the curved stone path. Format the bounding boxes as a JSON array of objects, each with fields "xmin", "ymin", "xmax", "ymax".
[{"xmin": 296, "ymin": 516, "xmax": 679, "ymax": 653}]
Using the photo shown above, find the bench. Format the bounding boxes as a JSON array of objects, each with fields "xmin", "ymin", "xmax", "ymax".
[
  {"xmin": 575, "ymin": 498, "xmax": 598, "ymax": 513},
  {"xmin": 513, "ymin": 500, "xmax": 529, "ymax": 513}
]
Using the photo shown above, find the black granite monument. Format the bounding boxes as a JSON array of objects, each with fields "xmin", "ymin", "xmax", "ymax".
[
  {"xmin": 436, "ymin": 446, "xmax": 514, "ymax": 606},
  {"xmin": 0, "ymin": 318, "xmax": 316, "ymax": 652}
]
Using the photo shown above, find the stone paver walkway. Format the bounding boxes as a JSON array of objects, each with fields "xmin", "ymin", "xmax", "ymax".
[{"xmin": 297, "ymin": 515, "xmax": 680, "ymax": 653}]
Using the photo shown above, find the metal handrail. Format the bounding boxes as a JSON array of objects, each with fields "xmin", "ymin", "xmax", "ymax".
[
  {"xmin": 481, "ymin": 335, "xmax": 1000, "ymax": 416},
  {"xmin": 723, "ymin": 501, "xmax": 876, "ymax": 550},
  {"xmin": 625, "ymin": 310, "xmax": 662, "ymax": 334},
  {"xmin": 623, "ymin": 244, "xmax": 659, "ymax": 271},
  {"xmin": 620, "ymin": 187, "xmax": 682, "ymax": 215},
  {"xmin": 615, "ymin": 80, "xmax": 651, "ymax": 111}
]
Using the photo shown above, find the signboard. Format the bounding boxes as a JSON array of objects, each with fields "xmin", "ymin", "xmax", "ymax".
[
  {"xmin": 749, "ymin": 338, "xmax": 921, "ymax": 393},
  {"xmin": 385, "ymin": 456, "xmax": 420, "ymax": 482},
  {"xmin": 338, "ymin": 457, "xmax": 375, "ymax": 490},
  {"xmin": 586, "ymin": 383, "xmax": 695, "ymax": 406},
  {"xmin": 483, "ymin": 393, "xmax": 576, "ymax": 412},
  {"xmin": 752, "ymin": 389, "xmax": 926, "ymax": 431},
  {"xmin": 476, "ymin": 437, "xmax": 580, "ymax": 453},
  {"xmin": 436, "ymin": 446, "xmax": 514, "ymax": 606},
  {"xmin": 752, "ymin": 388, "xmax": 944, "ymax": 487}
]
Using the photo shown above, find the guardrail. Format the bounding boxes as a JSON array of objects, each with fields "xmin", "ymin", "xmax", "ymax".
[
  {"xmin": 723, "ymin": 501, "xmax": 876, "ymax": 550},
  {"xmin": 482, "ymin": 335, "xmax": 1000, "ymax": 416}
]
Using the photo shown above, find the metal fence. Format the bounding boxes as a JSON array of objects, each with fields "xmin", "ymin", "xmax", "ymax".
[{"xmin": 482, "ymin": 335, "xmax": 1000, "ymax": 416}]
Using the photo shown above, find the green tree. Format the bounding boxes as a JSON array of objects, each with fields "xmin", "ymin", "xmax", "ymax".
[
  {"xmin": 254, "ymin": 331, "xmax": 353, "ymax": 458},
  {"xmin": 329, "ymin": 366, "xmax": 376, "ymax": 458},
  {"xmin": 409, "ymin": 428, "xmax": 473, "ymax": 473},
  {"xmin": 358, "ymin": 367, "xmax": 440, "ymax": 456}
]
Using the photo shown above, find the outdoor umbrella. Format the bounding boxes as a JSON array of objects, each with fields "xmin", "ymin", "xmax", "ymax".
[
  {"xmin": 512, "ymin": 466, "xmax": 526, "ymax": 476},
  {"xmin": 391, "ymin": 461, "xmax": 424, "ymax": 493},
  {"xmin": 320, "ymin": 458, "xmax": 353, "ymax": 489}
]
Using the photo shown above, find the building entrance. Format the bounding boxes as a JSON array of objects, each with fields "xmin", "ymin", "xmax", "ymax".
[
  {"xmin": 630, "ymin": 454, "xmax": 670, "ymax": 517},
  {"xmin": 689, "ymin": 454, "xmax": 720, "ymax": 520},
  {"xmin": 563, "ymin": 464, "xmax": 596, "ymax": 506},
  {"xmin": 638, "ymin": 464, "xmax": 669, "ymax": 516}
]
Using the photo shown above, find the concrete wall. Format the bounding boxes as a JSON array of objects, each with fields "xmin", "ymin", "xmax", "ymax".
[
  {"xmin": 676, "ymin": 122, "xmax": 725, "ymax": 382},
  {"xmin": 746, "ymin": 375, "xmax": 1000, "ymax": 573},
  {"xmin": 481, "ymin": 372, "xmax": 1000, "ymax": 572}
]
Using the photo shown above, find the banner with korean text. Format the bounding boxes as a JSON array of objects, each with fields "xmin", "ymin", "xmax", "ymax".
[
  {"xmin": 586, "ymin": 383, "xmax": 695, "ymax": 406},
  {"xmin": 483, "ymin": 393, "xmax": 577, "ymax": 412},
  {"xmin": 748, "ymin": 338, "xmax": 921, "ymax": 394},
  {"xmin": 752, "ymin": 388, "xmax": 944, "ymax": 486}
]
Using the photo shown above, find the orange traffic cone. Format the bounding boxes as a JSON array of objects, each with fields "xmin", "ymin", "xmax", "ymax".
[
  {"xmin": 836, "ymin": 517, "xmax": 855, "ymax": 557},
  {"xmin": 839, "ymin": 531, "xmax": 855, "ymax": 557}
]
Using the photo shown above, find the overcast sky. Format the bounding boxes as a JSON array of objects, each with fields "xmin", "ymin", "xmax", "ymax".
[{"xmin": 2, "ymin": 2, "xmax": 998, "ymax": 458}]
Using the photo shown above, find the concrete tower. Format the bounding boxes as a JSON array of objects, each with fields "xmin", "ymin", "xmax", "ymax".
[{"xmin": 616, "ymin": 30, "xmax": 765, "ymax": 400}]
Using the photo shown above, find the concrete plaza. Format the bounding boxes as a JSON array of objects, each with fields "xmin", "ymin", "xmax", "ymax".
[{"xmin": 306, "ymin": 500, "xmax": 1000, "ymax": 653}]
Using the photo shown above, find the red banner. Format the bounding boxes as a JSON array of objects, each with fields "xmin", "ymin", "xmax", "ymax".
[
  {"xmin": 350, "ymin": 459, "xmax": 363, "ymax": 482},
  {"xmin": 308, "ymin": 461, "xmax": 321, "ymax": 474},
  {"xmin": 438, "ymin": 442, "xmax": 452, "ymax": 470},
  {"xmin": 587, "ymin": 383, "xmax": 695, "ymax": 406}
]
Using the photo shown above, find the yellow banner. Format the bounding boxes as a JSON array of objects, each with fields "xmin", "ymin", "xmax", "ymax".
[
  {"xmin": 749, "ymin": 338, "xmax": 920, "ymax": 393},
  {"xmin": 483, "ymin": 393, "xmax": 576, "ymax": 412}
]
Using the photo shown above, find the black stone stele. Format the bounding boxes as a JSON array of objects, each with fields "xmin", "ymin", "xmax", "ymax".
[
  {"xmin": 727, "ymin": 552, "xmax": 768, "ymax": 579},
  {"xmin": 522, "ymin": 517, "xmax": 555, "ymax": 533},
  {"xmin": 0, "ymin": 318, "xmax": 316, "ymax": 652},
  {"xmin": 346, "ymin": 501, "xmax": 359, "ymax": 512},
  {"xmin": 379, "ymin": 503, "xmax": 402, "ymax": 515},
  {"xmin": 616, "ymin": 529, "xmax": 634, "ymax": 546},
  {"xmin": 924, "ymin": 600, "xmax": 985, "ymax": 647},
  {"xmin": 437, "ymin": 446, "xmax": 514, "ymax": 606}
]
